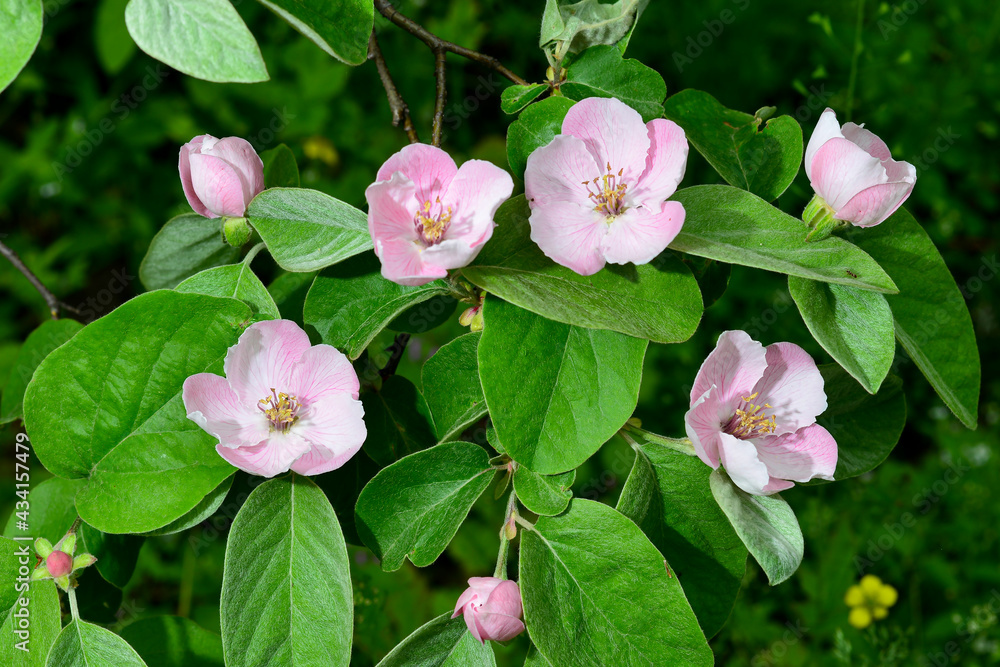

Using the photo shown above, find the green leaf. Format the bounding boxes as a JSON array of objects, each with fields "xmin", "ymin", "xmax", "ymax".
[
  {"xmin": 0, "ymin": 537, "xmax": 24, "ymax": 614},
  {"xmin": 304, "ymin": 252, "xmax": 450, "ymax": 359},
  {"xmin": 260, "ymin": 144, "xmax": 300, "ymax": 188},
  {"xmin": 119, "ymin": 617, "xmax": 223, "ymax": 667},
  {"xmin": 664, "ymin": 89, "xmax": 803, "ymax": 201},
  {"xmin": 139, "ymin": 214, "xmax": 239, "ymax": 291},
  {"xmin": 616, "ymin": 439, "xmax": 746, "ymax": 638},
  {"xmin": 561, "ymin": 45, "xmax": 666, "ymax": 122},
  {"xmin": 506, "ymin": 96, "xmax": 575, "ymax": 180},
  {"xmin": 523, "ymin": 646, "xmax": 553, "ymax": 667},
  {"xmin": 139, "ymin": 475, "xmax": 234, "ymax": 537},
  {"xmin": 1, "ymin": 319, "xmax": 82, "ymax": 424},
  {"xmin": 849, "ymin": 208, "xmax": 980, "ymax": 428},
  {"xmin": 670, "ymin": 185, "xmax": 898, "ymax": 293},
  {"xmin": 520, "ymin": 499, "xmax": 712, "ymax": 665},
  {"xmin": 375, "ymin": 612, "xmax": 496, "ymax": 667},
  {"xmin": 46, "ymin": 619, "xmax": 147, "ymax": 667},
  {"xmin": 95, "ymin": 0, "xmax": 137, "ymax": 75},
  {"xmin": 0, "ymin": 581, "xmax": 61, "ymax": 667},
  {"xmin": 0, "ymin": 0, "xmax": 43, "ymax": 93},
  {"xmin": 125, "ymin": 0, "xmax": 268, "ymax": 83},
  {"xmin": 789, "ymin": 277, "xmax": 895, "ymax": 393},
  {"xmin": 708, "ymin": 469, "xmax": 803, "ymax": 585},
  {"xmin": 3, "ymin": 477, "xmax": 81, "ymax": 542},
  {"xmin": 221, "ymin": 475, "xmax": 352, "ymax": 666},
  {"xmin": 814, "ymin": 363, "xmax": 906, "ymax": 481},
  {"xmin": 268, "ymin": 271, "xmax": 317, "ymax": 325},
  {"xmin": 355, "ymin": 441, "xmax": 493, "ymax": 571},
  {"xmin": 361, "ymin": 375, "xmax": 437, "ymax": 467},
  {"xmin": 462, "ymin": 196, "xmax": 703, "ymax": 343},
  {"xmin": 479, "ymin": 298, "xmax": 646, "ymax": 474},
  {"xmin": 501, "ymin": 84, "xmax": 548, "ymax": 114},
  {"xmin": 540, "ymin": 0, "xmax": 648, "ymax": 58},
  {"xmin": 257, "ymin": 0, "xmax": 373, "ymax": 65},
  {"xmin": 512, "ymin": 466, "xmax": 575, "ymax": 516},
  {"xmin": 246, "ymin": 187, "xmax": 372, "ymax": 273},
  {"xmin": 421, "ymin": 333, "xmax": 487, "ymax": 442},
  {"xmin": 176, "ymin": 263, "xmax": 281, "ymax": 320}
]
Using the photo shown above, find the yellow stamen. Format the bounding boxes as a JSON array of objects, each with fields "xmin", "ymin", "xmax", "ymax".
[
  {"xmin": 730, "ymin": 392, "xmax": 777, "ymax": 437},
  {"xmin": 584, "ymin": 163, "xmax": 629, "ymax": 220},
  {"xmin": 414, "ymin": 198, "xmax": 452, "ymax": 245},
  {"xmin": 258, "ymin": 388, "xmax": 301, "ymax": 433}
]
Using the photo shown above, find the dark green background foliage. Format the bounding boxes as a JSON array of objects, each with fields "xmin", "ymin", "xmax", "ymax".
[{"xmin": 1, "ymin": 0, "xmax": 997, "ymax": 665}]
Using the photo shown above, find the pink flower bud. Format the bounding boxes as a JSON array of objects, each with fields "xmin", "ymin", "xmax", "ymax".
[
  {"xmin": 804, "ymin": 108, "xmax": 916, "ymax": 228},
  {"xmin": 179, "ymin": 135, "xmax": 264, "ymax": 219},
  {"xmin": 451, "ymin": 577, "xmax": 525, "ymax": 644},
  {"xmin": 46, "ymin": 550, "xmax": 73, "ymax": 578}
]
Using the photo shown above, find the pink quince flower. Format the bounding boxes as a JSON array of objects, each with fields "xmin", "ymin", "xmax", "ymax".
[
  {"xmin": 805, "ymin": 108, "xmax": 916, "ymax": 227},
  {"xmin": 523, "ymin": 96, "xmax": 688, "ymax": 276},
  {"xmin": 365, "ymin": 144, "xmax": 514, "ymax": 286},
  {"xmin": 179, "ymin": 134, "xmax": 265, "ymax": 219},
  {"xmin": 685, "ymin": 330, "xmax": 838, "ymax": 496},
  {"xmin": 182, "ymin": 320, "xmax": 366, "ymax": 478},
  {"xmin": 452, "ymin": 577, "xmax": 525, "ymax": 644}
]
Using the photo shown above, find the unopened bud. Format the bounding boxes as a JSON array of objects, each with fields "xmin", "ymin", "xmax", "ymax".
[
  {"xmin": 504, "ymin": 516, "xmax": 517, "ymax": 541},
  {"xmin": 223, "ymin": 216, "xmax": 253, "ymax": 247},
  {"xmin": 46, "ymin": 551, "xmax": 73, "ymax": 578}
]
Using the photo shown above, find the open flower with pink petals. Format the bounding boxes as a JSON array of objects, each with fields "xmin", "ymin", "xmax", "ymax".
[
  {"xmin": 182, "ymin": 320, "xmax": 366, "ymax": 478},
  {"xmin": 365, "ymin": 144, "xmax": 514, "ymax": 286},
  {"xmin": 452, "ymin": 577, "xmax": 525, "ymax": 644},
  {"xmin": 523, "ymin": 96, "xmax": 688, "ymax": 276},
  {"xmin": 685, "ymin": 330, "xmax": 838, "ymax": 496},
  {"xmin": 804, "ymin": 108, "xmax": 916, "ymax": 228},
  {"xmin": 179, "ymin": 134, "xmax": 264, "ymax": 219}
]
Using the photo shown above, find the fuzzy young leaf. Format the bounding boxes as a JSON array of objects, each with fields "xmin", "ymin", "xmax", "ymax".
[
  {"xmin": 421, "ymin": 332, "xmax": 487, "ymax": 442},
  {"xmin": 176, "ymin": 263, "xmax": 281, "ymax": 320},
  {"xmin": 540, "ymin": 0, "xmax": 649, "ymax": 59},
  {"xmin": 1, "ymin": 319, "xmax": 82, "ymax": 424},
  {"xmin": 247, "ymin": 187, "xmax": 372, "ymax": 272},
  {"xmin": 463, "ymin": 196, "xmax": 703, "ymax": 344},
  {"xmin": 0, "ymin": 0, "xmax": 43, "ymax": 94},
  {"xmin": 375, "ymin": 612, "xmax": 496, "ymax": 667},
  {"xmin": 140, "ymin": 214, "xmax": 240, "ymax": 291},
  {"xmin": 664, "ymin": 89, "xmax": 803, "ymax": 201},
  {"xmin": 354, "ymin": 441, "xmax": 493, "ymax": 571},
  {"xmin": 479, "ymin": 298, "xmax": 646, "ymax": 474},
  {"xmin": 500, "ymin": 84, "xmax": 548, "ymax": 114},
  {"xmin": 520, "ymin": 499, "xmax": 712, "ymax": 665},
  {"xmin": 46, "ymin": 619, "xmax": 147, "ymax": 667},
  {"xmin": 125, "ymin": 0, "xmax": 268, "ymax": 83},
  {"xmin": 789, "ymin": 277, "xmax": 895, "ymax": 393},
  {"xmin": 670, "ymin": 185, "xmax": 898, "ymax": 293},
  {"xmin": 120, "ymin": 617, "xmax": 224, "ymax": 667},
  {"xmin": 256, "ymin": 0, "xmax": 374, "ymax": 66},
  {"xmin": 221, "ymin": 475, "xmax": 352, "ymax": 667},
  {"xmin": 561, "ymin": 45, "xmax": 666, "ymax": 122},
  {"xmin": 709, "ymin": 469, "xmax": 803, "ymax": 585},
  {"xmin": 512, "ymin": 467, "xmax": 575, "ymax": 516},
  {"xmin": 0, "ymin": 581, "xmax": 60, "ymax": 667}
]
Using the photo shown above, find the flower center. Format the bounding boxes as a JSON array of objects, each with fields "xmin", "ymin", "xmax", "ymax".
[
  {"xmin": 584, "ymin": 162, "xmax": 629, "ymax": 221},
  {"xmin": 258, "ymin": 388, "xmax": 301, "ymax": 433},
  {"xmin": 414, "ymin": 198, "xmax": 453, "ymax": 245},
  {"xmin": 725, "ymin": 392, "xmax": 777, "ymax": 439}
]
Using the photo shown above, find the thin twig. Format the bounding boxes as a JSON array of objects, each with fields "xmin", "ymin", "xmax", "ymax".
[
  {"xmin": 0, "ymin": 239, "xmax": 79, "ymax": 319},
  {"xmin": 379, "ymin": 333, "xmax": 411, "ymax": 380},
  {"xmin": 368, "ymin": 31, "xmax": 420, "ymax": 144},
  {"xmin": 374, "ymin": 0, "xmax": 529, "ymax": 86},
  {"xmin": 431, "ymin": 49, "xmax": 447, "ymax": 146}
]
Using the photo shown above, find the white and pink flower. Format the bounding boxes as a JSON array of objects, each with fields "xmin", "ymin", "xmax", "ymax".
[
  {"xmin": 805, "ymin": 108, "xmax": 916, "ymax": 228},
  {"xmin": 179, "ymin": 134, "xmax": 264, "ymax": 219},
  {"xmin": 365, "ymin": 144, "xmax": 514, "ymax": 286},
  {"xmin": 523, "ymin": 96, "xmax": 688, "ymax": 276},
  {"xmin": 452, "ymin": 577, "xmax": 525, "ymax": 644},
  {"xmin": 685, "ymin": 330, "xmax": 838, "ymax": 496},
  {"xmin": 182, "ymin": 320, "xmax": 366, "ymax": 478}
]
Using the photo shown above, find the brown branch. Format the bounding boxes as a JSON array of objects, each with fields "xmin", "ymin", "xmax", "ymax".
[
  {"xmin": 368, "ymin": 31, "xmax": 420, "ymax": 144},
  {"xmin": 379, "ymin": 333, "xmax": 411, "ymax": 381},
  {"xmin": 374, "ymin": 0, "xmax": 529, "ymax": 86},
  {"xmin": 0, "ymin": 239, "xmax": 79, "ymax": 319},
  {"xmin": 432, "ymin": 49, "xmax": 447, "ymax": 147}
]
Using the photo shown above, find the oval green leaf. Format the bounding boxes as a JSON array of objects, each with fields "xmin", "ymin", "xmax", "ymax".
[
  {"xmin": 1, "ymin": 319, "xmax": 82, "ymax": 425},
  {"xmin": 258, "ymin": 0, "xmax": 373, "ymax": 65},
  {"xmin": 139, "ymin": 214, "xmax": 239, "ymax": 291},
  {"xmin": 46, "ymin": 619, "xmax": 147, "ymax": 667},
  {"xmin": 562, "ymin": 45, "xmax": 666, "ymax": 122},
  {"xmin": 501, "ymin": 83, "xmax": 548, "ymax": 115},
  {"xmin": 0, "ymin": 581, "xmax": 60, "ymax": 667},
  {"xmin": 512, "ymin": 466, "xmax": 575, "ymax": 517},
  {"xmin": 260, "ymin": 144, "xmax": 300, "ymax": 189},
  {"xmin": 0, "ymin": 0, "xmax": 43, "ymax": 94},
  {"xmin": 506, "ymin": 96, "xmax": 574, "ymax": 180},
  {"xmin": 176, "ymin": 263, "xmax": 281, "ymax": 320},
  {"xmin": 421, "ymin": 332, "xmax": 487, "ymax": 442},
  {"xmin": 375, "ymin": 612, "xmax": 496, "ymax": 667}
]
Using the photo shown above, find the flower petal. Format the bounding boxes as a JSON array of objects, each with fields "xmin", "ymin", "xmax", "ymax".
[
  {"xmin": 179, "ymin": 135, "xmax": 213, "ymax": 218},
  {"xmin": 289, "ymin": 344, "xmax": 360, "ymax": 402},
  {"xmin": 183, "ymin": 373, "xmax": 269, "ymax": 447},
  {"xmin": 561, "ymin": 97, "xmax": 651, "ymax": 182},
  {"xmin": 690, "ymin": 330, "xmax": 768, "ymax": 407},
  {"xmin": 463, "ymin": 603, "xmax": 484, "ymax": 644},
  {"xmin": 528, "ymin": 199, "xmax": 608, "ymax": 275},
  {"xmin": 453, "ymin": 590, "xmax": 478, "ymax": 618},
  {"xmin": 216, "ymin": 433, "xmax": 310, "ymax": 477},
  {"xmin": 367, "ymin": 173, "xmax": 420, "ymax": 243},
  {"xmin": 420, "ymin": 238, "xmax": 480, "ymax": 272},
  {"xmin": 188, "ymin": 153, "xmax": 249, "ymax": 218},
  {"xmin": 376, "ymin": 143, "xmax": 458, "ymax": 205},
  {"xmin": 753, "ymin": 423, "xmax": 838, "ymax": 484},
  {"xmin": 204, "ymin": 136, "xmax": 264, "ymax": 205},
  {"xmin": 601, "ymin": 200, "xmax": 685, "ymax": 266},
  {"xmin": 378, "ymin": 238, "xmax": 445, "ymax": 286},
  {"xmin": 834, "ymin": 180, "xmax": 915, "ymax": 227},
  {"xmin": 685, "ymin": 386, "xmax": 724, "ymax": 469},
  {"xmin": 804, "ymin": 108, "xmax": 844, "ymax": 181},
  {"xmin": 630, "ymin": 119, "xmax": 688, "ymax": 204},
  {"xmin": 443, "ymin": 159, "xmax": 514, "ymax": 248},
  {"xmin": 223, "ymin": 320, "xmax": 312, "ymax": 406},
  {"xmin": 289, "ymin": 394, "xmax": 366, "ymax": 475},
  {"xmin": 524, "ymin": 134, "xmax": 600, "ymax": 207},
  {"xmin": 751, "ymin": 342, "xmax": 827, "ymax": 435},
  {"xmin": 809, "ymin": 137, "xmax": 888, "ymax": 211},
  {"xmin": 718, "ymin": 432, "xmax": 771, "ymax": 496}
]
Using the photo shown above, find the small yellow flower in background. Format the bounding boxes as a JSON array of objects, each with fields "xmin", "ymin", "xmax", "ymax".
[
  {"xmin": 303, "ymin": 136, "xmax": 339, "ymax": 167},
  {"xmin": 845, "ymin": 574, "xmax": 898, "ymax": 629}
]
